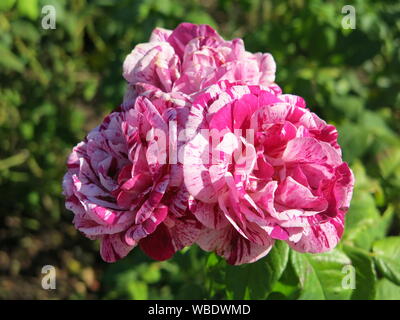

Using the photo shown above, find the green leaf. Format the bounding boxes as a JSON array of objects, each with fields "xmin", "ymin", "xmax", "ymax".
[
  {"xmin": 361, "ymin": 110, "xmax": 396, "ymax": 141},
  {"xmin": 0, "ymin": 44, "xmax": 24, "ymax": 72},
  {"xmin": 291, "ymin": 249, "xmax": 353, "ymax": 300},
  {"xmin": 372, "ymin": 237, "xmax": 400, "ymax": 285},
  {"xmin": 331, "ymin": 96, "xmax": 364, "ymax": 119},
  {"xmin": 17, "ymin": 0, "xmax": 39, "ymax": 20},
  {"xmin": 376, "ymin": 279, "xmax": 400, "ymax": 300},
  {"xmin": 0, "ymin": 0, "xmax": 16, "ymax": 11},
  {"xmin": 344, "ymin": 162, "xmax": 393, "ymax": 251},
  {"xmin": 338, "ymin": 122, "xmax": 370, "ymax": 163},
  {"xmin": 12, "ymin": 20, "xmax": 40, "ymax": 43},
  {"xmin": 137, "ymin": 263, "xmax": 161, "ymax": 284},
  {"xmin": 127, "ymin": 281, "xmax": 148, "ymax": 300},
  {"xmin": 345, "ymin": 190, "xmax": 380, "ymax": 231},
  {"xmin": 225, "ymin": 241, "xmax": 289, "ymax": 299},
  {"xmin": 185, "ymin": 11, "xmax": 217, "ymax": 29},
  {"xmin": 377, "ymin": 145, "xmax": 400, "ymax": 179},
  {"xmin": 268, "ymin": 256, "xmax": 301, "ymax": 299},
  {"xmin": 345, "ymin": 203, "xmax": 394, "ymax": 251},
  {"xmin": 206, "ymin": 252, "xmax": 220, "ymax": 268},
  {"xmin": 153, "ymin": 0, "xmax": 171, "ymax": 15},
  {"xmin": 343, "ymin": 246, "xmax": 376, "ymax": 299}
]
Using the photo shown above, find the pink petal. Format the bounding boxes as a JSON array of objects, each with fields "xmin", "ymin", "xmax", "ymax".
[
  {"xmin": 192, "ymin": 201, "xmax": 229, "ymax": 230},
  {"xmin": 183, "ymin": 133, "xmax": 223, "ymax": 203},
  {"xmin": 167, "ymin": 213, "xmax": 203, "ymax": 250},
  {"xmin": 287, "ymin": 212, "xmax": 345, "ymax": 253},
  {"xmin": 149, "ymin": 27, "xmax": 172, "ymax": 42},
  {"xmin": 276, "ymin": 176, "xmax": 328, "ymax": 211},
  {"xmin": 100, "ymin": 233, "xmax": 136, "ymax": 263},
  {"xmin": 135, "ymin": 175, "xmax": 170, "ymax": 224},
  {"xmin": 197, "ymin": 225, "xmax": 274, "ymax": 265},
  {"xmin": 167, "ymin": 22, "xmax": 223, "ymax": 59}
]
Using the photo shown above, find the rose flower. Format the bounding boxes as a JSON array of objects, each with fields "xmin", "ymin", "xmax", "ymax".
[
  {"xmin": 121, "ymin": 22, "xmax": 279, "ymax": 110},
  {"xmin": 63, "ymin": 96, "xmax": 201, "ymax": 262},
  {"xmin": 183, "ymin": 81, "xmax": 354, "ymax": 265}
]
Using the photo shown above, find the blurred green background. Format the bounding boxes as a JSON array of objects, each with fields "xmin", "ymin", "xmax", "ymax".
[{"xmin": 1, "ymin": 0, "xmax": 400, "ymax": 300}]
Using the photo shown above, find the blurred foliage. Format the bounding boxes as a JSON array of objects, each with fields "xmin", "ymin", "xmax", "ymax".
[{"xmin": 0, "ymin": 0, "xmax": 399, "ymax": 299}]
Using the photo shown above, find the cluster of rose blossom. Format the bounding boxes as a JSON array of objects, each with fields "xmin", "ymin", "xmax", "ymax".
[{"xmin": 63, "ymin": 23, "xmax": 354, "ymax": 265}]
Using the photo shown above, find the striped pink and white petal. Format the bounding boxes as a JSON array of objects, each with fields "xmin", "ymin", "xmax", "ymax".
[
  {"xmin": 287, "ymin": 212, "xmax": 345, "ymax": 253},
  {"xmin": 197, "ymin": 225, "xmax": 274, "ymax": 265},
  {"xmin": 100, "ymin": 233, "xmax": 136, "ymax": 263},
  {"xmin": 191, "ymin": 201, "xmax": 229, "ymax": 230},
  {"xmin": 125, "ymin": 206, "xmax": 168, "ymax": 245}
]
